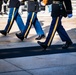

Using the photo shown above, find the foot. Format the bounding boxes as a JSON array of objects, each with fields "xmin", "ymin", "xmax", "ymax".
[
  {"xmin": 0, "ymin": 30, "xmax": 7, "ymax": 36},
  {"xmin": 16, "ymin": 33, "xmax": 24, "ymax": 41},
  {"xmin": 37, "ymin": 41, "xmax": 47, "ymax": 50},
  {"xmin": 62, "ymin": 41, "xmax": 73, "ymax": 49},
  {"xmin": 35, "ymin": 34, "xmax": 45, "ymax": 40},
  {"xmin": 4, "ymin": 12, "xmax": 8, "ymax": 15},
  {"xmin": 0, "ymin": 12, "xmax": 3, "ymax": 15}
]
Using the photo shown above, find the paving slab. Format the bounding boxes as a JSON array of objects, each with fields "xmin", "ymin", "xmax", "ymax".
[
  {"xmin": 2, "ymin": 52, "xmax": 76, "ymax": 75},
  {"xmin": 0, "ymin": 60, "xmax": 21, "ymax": 73},
  {"xmin": 29, "ymin": 64, "xmax": 76, "ymax": 75},
  {"xmin": 0, "ymin": 71, "xmax": 31, "ymax": 75}
]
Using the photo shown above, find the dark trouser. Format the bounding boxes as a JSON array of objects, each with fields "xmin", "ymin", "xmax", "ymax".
[
  {"xmin": 0, "ymin": 4, "xmax": 2, "ymax": 12},
  {"xmin": 21, "ymin": 12, "xmax": 44, "ymax": 38},
  {"xmin": 4, "ymin": 8, "xmax": 25, "ymax": 33},
  {"xmin": 45, "ymin": 16, "xmax": 72, "ymax": 46},
  {"xmin": 4, "ymin": 6, "xmax": 7, "ymax": 13}
]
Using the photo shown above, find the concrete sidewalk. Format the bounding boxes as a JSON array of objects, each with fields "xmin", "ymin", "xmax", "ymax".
[{"xmin": 0, "ymin": 12, "xmax": 76, "ymax": 75}]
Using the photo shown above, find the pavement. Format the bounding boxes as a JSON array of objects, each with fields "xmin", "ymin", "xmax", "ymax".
[{"xmin": 0, "ymin": 11, "xmax": 76, "ymax": 75}]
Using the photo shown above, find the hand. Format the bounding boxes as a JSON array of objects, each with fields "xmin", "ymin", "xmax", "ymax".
[
  {"xmin": 67, "ymin": 14, "xmax": 73, "ymax": 18},
  {"xmin": 41, "ymin": 1, "xmax": 45, "ymax": 6}
]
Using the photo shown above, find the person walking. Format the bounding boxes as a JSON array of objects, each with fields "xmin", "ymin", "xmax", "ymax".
[
  {"xmin": 0, "ymin": 0, "xmax": 25, "ymax": 36},
  {"xmin": 0, "ymin": 0, "xmax": 3, "ymax": 15},
  {"xmin": 2, "ymin": 0, "xmax": 8, "ymax": 15},
  {"xmin": 38, "ymin": 0, "xmax": 73, "ymax": 49},
  {"xmin": 16, "ymin": 0, "xmax": 45, "ymax": 41}
]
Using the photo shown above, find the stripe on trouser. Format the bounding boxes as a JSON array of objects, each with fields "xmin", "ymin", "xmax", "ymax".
[
  {"xmin": 24, "ymin": 12, "xmax": 35, "ymax": 37},
  {"xmin": 7, "ymin": 8, "xmax": 16, "ymax": 33},
  {"xmin": 47, "ymin": 17, "xmax": 59, "ymax": 46}
]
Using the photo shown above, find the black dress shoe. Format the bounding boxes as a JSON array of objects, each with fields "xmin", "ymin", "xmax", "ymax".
[
  {"xmin": 16, "ymin": 33, "xmax": 24, "ymax": 41},
  {"xmin": 0, "ymin": 12, "xmax": 3, "ymax": 15},
  {"xmin": 35, "ymin": 34, "xmax": 45, "ymax": 40},
  {"xmin": 4, "ymin": 12, "xmax": 8, "ymax": 15},
  {"xmin": 62, "ymin": 41, "xmax": 73, "ymax": 49},
  {"xmin": 37, "ymin": 41, "xmax": 47, "ymax": 50},
  {"xmin": 0, "ymin": 30, "xmax": 7, "ymax": 36}
]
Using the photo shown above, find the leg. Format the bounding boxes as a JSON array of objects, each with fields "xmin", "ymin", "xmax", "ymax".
[
  {"xmin": 15, "ymin": 8, "xmax": 25, "ymax": 32},
  {"xmin": 4, "ymin": 5, "xmax": 8, "ymax": 14},
  {"xmin": 57, "ymin": 17, "xmax": 72, "ymax": 42},
  {"xmin": 16, "ymin": 12, "xmax": 35, "ymax": 41},
  {"xmin": 32, "ymin": 13, "xmax": 45, "ymax": 40},
  {"xmin": 0, "ymin": 8, "xmax": 16, "ymax": 35},
  {"xmin": 45, "ymin": 17, "xmax": 59, "ymax": 46},
  {"xmin": 5, "ymin": 8, "xmax": 17, "ymax": 33},
  {"xmin": 0, "ymin": 4, "xmax": 3, "ymax": 15},
  {"xmin": 57, "ymin": 17, "xmax": 72, "ymax": 49},
  {"xmin": 38, "ymin": 17, "xmax": 59, "ymax": 49}
]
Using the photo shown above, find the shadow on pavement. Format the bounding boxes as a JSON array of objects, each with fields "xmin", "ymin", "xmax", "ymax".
[{"xmin": 0, "ymin": 43, "xmax": 76, "ymax": 59}]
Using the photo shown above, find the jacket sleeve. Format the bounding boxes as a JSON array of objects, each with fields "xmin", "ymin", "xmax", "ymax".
[{"xmin": 64, "ymin": 0, "xmax": 72, "ymax": 14}]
